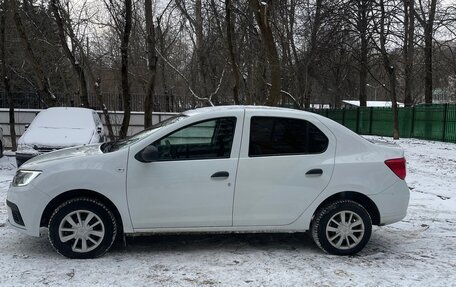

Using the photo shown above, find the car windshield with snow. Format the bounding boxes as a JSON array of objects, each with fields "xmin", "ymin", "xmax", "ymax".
[
  {"xmin": 15, "ymin": 107, "xmax": 105, "ymax": 167},
  {"xmin": 6, "ymin": 106, "xmax": 409, "ymax": 259}
]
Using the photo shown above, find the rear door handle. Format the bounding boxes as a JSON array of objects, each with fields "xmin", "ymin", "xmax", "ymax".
[
  {"xmin": 211, "ymin": 171, "xmax": 229, "ymax": 179},
  {"xmin": 306, "ymin": 169, "xmax": 323, "ymax": 176}
]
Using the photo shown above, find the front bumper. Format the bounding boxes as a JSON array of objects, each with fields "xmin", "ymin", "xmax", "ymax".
[
  {"xmin": 369, "ymin": 180, "xmax": 410, "ymax": 225},
  {"xmin": 6, "ymin": 183, "xmax": 51, "ymax": 237}
]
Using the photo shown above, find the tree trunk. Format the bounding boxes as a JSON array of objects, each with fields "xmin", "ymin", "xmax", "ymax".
[
  {"xmin": 119, "ymin": 0, "xmax": 132, "ymax": 139},
  {"xmin": 50, "ymin": 0, "xmax": 90, "ymax": 107},
  {"xmin": 358, "ymin": 0, "xmax": 369, "ymax": 107},
  {"xmin": 388, "ymin": 66, "xmax": 400, "ymax": 139},
  {"xmin": 403, "ymin": 0, "xmax": 415, "ymax": 106},
  {"xmin": 423, "ymin": 25, "xmax": 433, "ymax": 104},
  {"xmin": 1, "ymin": 0, "xmax": 16, "ymax": 150},
  {"xmin": 379, "ymin": 0, "xmax": 399, "ymax": 139},
  {"xmin": 249, "ymin": 0, "xmax": 281, "ymax": 106},
  {"xmin": 144, "ymin": 0, "xmax": 157, "ymax": 128},
  {"xmin": 94, "ymin": 78, "xmax": 115, "ymax": 141},
  {"xmin": 414, "ymin": 0, "xmax": 437, "ymax": 104},
  {"xmin": 157, "ymin": 21, "xmax": 171, "ymax": 112},
  {"xmin": 11, "ymin": 0, "xmax": 56, "ymax": 107},
  {"xmin": 225, "ymin": 0, "xmax": 240, "ymax": 105}
]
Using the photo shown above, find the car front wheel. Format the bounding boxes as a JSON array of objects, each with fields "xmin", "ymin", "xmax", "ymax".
[
  {"xmin": 311, "ymin": 200, "xmax": 372, "ymax": 255},
  {"xmin": 48, "ymin": 197, "xmax": 117, "ymax": 259}
]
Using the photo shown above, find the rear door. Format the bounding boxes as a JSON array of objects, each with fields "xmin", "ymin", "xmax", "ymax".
[{"xmin": 233, "ymin": 110, "xmax": 336, "ymax": 226}]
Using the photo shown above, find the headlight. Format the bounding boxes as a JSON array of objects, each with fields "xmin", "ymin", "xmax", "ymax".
[{"xmin": 12, "ymin": 170, "xmax": 42, "ymax": 187}]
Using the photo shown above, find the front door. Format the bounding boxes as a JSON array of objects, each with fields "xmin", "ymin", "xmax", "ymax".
[{"xmin": 127, "ymin": 112, "xmax": 244, "ymax": 229}]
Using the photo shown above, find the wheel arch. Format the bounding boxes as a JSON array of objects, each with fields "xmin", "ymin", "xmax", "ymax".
[
  {"xmin": 313, "ymin": 191, "xmax": 381, "ymax": 226},
  {"xmin": 40, "ymin": 189, "xmax": 124, "ymax": 234}
]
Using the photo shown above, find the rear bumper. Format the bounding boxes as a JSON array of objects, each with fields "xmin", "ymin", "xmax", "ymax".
[{"xmin": 369, "ymin": 180, "xmax": 410, "ymax": 225}]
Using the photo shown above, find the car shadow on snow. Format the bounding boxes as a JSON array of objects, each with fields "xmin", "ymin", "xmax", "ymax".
[
  {"xmin": 114, "ymin": 232, "xmax": 320, "ymax": 255},
  {"xmin": 5, "ymin": 228, "xmax": 403, "ymax": 259}
]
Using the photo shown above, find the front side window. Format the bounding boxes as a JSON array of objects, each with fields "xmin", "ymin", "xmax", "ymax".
[
  {"xmin": 249, "ymin": 117, "xmax": 328, "ymax": 157},
  {"xmin": 153, "ymin": 117, "xmax": 237, "ymax": 161}
]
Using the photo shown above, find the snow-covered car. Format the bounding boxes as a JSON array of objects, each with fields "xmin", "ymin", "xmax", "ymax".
[
  {"xmin": 6, "ymin": 106, "xmax": 409, "ymax": 259},
  {"xmin": 15, "ymin": 107, "xmax": 105, "ymax": 167}
]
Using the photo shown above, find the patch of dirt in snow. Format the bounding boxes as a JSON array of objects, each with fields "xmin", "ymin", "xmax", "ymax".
[{"xmin": 1, "ymin": 137, "xmax": 456, "ymax": 286}]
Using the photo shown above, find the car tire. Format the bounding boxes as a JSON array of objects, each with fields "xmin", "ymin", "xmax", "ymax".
[
  {"xmin": 48, "ymin": 197, "xmax": 117, "ymax": 259},
  {"xmin": 311, "ymin": 200, "xmax": 372, "ymax": 255}
]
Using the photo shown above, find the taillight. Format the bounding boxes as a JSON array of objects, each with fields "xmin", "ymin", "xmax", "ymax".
[{"xmin": 385, "ymin": 158, "xmax": 406, "ymax": 180}]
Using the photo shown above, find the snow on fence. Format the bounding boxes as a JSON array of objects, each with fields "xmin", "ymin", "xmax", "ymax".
[{"xmin": 0, "ymin": 108, "xmax": 178, "ymax": 148}]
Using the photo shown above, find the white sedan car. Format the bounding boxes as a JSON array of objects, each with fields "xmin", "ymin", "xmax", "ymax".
[{"xmin": 6, "ymin": 106, "xmax": 409, "ymax": 258}]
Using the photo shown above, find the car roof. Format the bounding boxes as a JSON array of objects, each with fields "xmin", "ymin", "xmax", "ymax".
[{"xmin": 183, "ymin": 105, "xmax": 313, "ymax": 116}]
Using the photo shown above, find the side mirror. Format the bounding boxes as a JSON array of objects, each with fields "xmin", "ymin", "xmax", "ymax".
[
  {"xmin": 97, "ymin": 126, "xmax": 102, "ymax": 134},
  {"xmin": 135, "ymin": 145, "xmax": 159, "ymax": 163}
]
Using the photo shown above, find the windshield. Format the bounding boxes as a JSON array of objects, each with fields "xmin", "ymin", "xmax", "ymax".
[{"xmin": 101, "ymin": 114, "xmax": 187, "ymax": 153}]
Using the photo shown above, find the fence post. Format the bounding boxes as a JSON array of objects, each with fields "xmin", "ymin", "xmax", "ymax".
[
  {"xmin": 356, "ymin": 108, "xmax": 360, "ymax": 133},
  {"xmin": 369, "ymin": 107, "xmax": 373, "ymax": 135},
  {"xmin": 442, "ymin": 103, "xmax": 448, "ymax": 142},
  {"xmin": 342, "ymin": 109, "xmax": 346, "ymax": 126},
  {"xmin": 410, "ymin": 106, "xmax": 415, "ymax": 138}
]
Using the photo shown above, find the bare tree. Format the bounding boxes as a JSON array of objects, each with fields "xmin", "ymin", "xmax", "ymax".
[
  {"xmin": 1, "ymin": 0, "xmax": 16, "ymax": 150},
  {"xmin": 50, "ymin": 0, "xmax": 90, "ymax": 107},
  {"xmin": 375, "ymin": 0, "xmax": 400, "ymax": 139},
  {"xmin": 144, "ymin": 0, "xmax": 157, "ymax": 128},
  {"xmin": 403, "ymin": 0, "xmax": 415, "ymax": 106},
  {"xmin": 11, "ymin": 0, "xmax": 56, "ymax": 107},
  {"xmin": 225, "ymin": 0, "xmax": 240, "ymax": 104},
  {"xmin": 414, "ymin": 0, "xmax": 438, "ymax": 104},
  {"xmin": 176, "ymin": 0, "xmax": 209, "ymax": 99},
  {"xmin": 249, "ymin": 0, "xmax": 281, "ymax": 106},
  {"xmin": 104, "ymin": 0, "xmax": 133, "ymax": 139}
]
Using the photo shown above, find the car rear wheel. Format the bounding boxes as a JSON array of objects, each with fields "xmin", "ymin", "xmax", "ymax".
[
  {"xmin": 48, "ymin": 197, "xmax": 117, "ymax": 259},
  {"xmin": 311, "ymin": 200, "xmax": 372, "ymax": 255}
]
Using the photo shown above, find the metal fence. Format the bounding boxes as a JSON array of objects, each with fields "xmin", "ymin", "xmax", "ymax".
[
  {"xmin": 312, "ymin": 104, "xmax": 456, "ymax": 143},
  {"xmin": 0, "ymin": 109, "xmax": 178, "ymax": 148},
  {"xmin": 0, "ymin": 92, "xmax": 201, "ymax": 112}
]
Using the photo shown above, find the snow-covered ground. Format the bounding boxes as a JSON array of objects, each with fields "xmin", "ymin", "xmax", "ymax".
[{"xmin": 0, "ymin": 137, "xmax": 455, "ymax": 286}]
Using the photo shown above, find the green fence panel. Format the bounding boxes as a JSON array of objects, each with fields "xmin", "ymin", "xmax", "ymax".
[
  {"xmin": 327, "ymin": 110, "xmax": 344, "ymax": 124},
  {"xmin": 344, "ymin": 110, "xmax": 358, "ymax": 132},
  {"xmin": 412, "ymin": 105, "xmax": 446, "ymax": 141},
  {"xmin": 309, "ymin": 104, "xmax": 456, "ymax": 144},
  {"xmin": 358, "ymin": 107, "xmax": 372, "ymax": 135},
  {"xmin": 444, "ymin": 104, "xmax": 456, "ymax": 143},
  {"xmin": 398, "ymin": 107, "xmax": 413, "ymax": 138},
  {"xmin": 371, "ymin": 108, "xmax": 393, "ymax": 136}
]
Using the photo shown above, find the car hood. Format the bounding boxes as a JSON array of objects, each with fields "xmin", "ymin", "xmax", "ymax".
[
  {"xmin": 18, "ymin": 127, "xmax": 95, "ymax": 148},
  {"xmin": 21, "ymin": 144, "xmax": 103, "ymax": 168}
]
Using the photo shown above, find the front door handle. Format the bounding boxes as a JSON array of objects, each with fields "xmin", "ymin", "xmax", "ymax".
[
  {"xmin": 306, "ymin": 169, "xmax": 323, "ymax": 176},
  {"xmin": 211, "ymin": 171, "xmax": 229, "ymax": 179}
]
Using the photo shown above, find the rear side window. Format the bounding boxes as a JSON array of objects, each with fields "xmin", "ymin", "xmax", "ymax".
[{"xmin": 249, "ymin": 117, "xmax": 328, "ymax": 157}]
